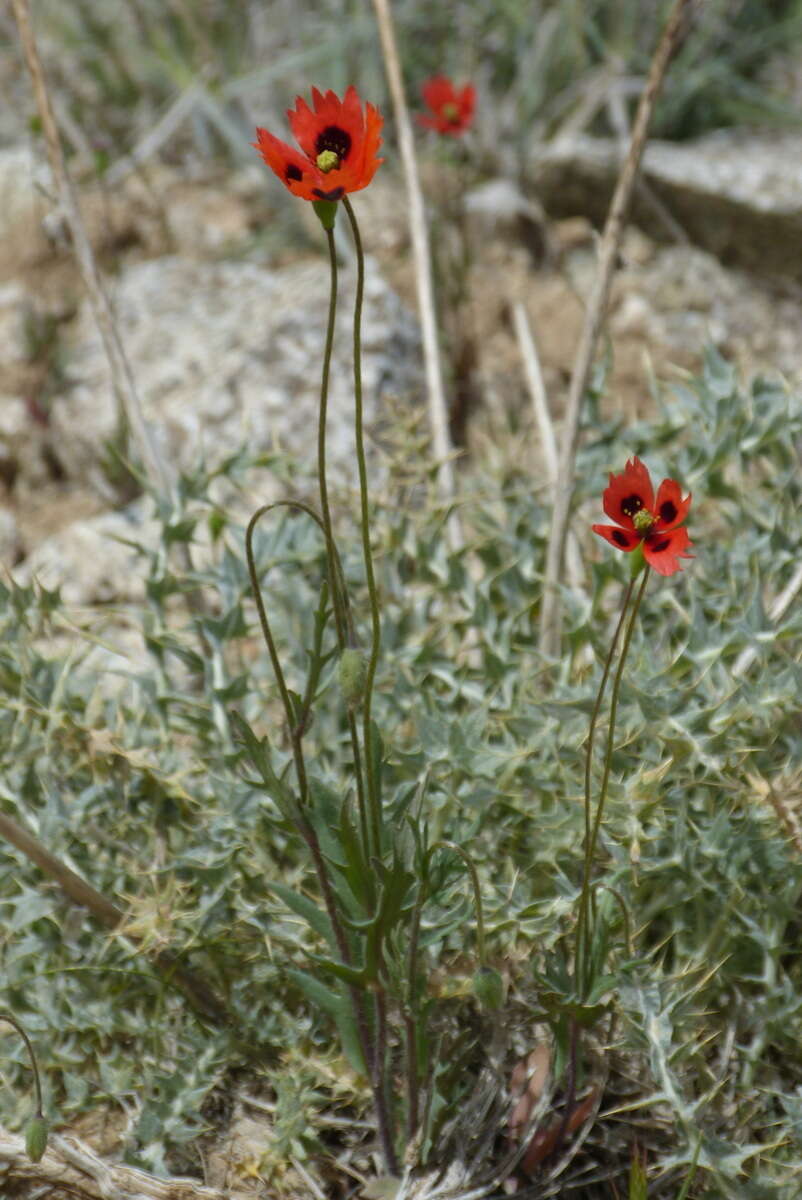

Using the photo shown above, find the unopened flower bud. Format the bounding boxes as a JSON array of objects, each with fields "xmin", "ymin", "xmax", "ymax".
[
  {"xmin": 25, "ymin": 1115, "xmax": 48, "ymax": 1163},
  {"xmin": 338, "ymin": 649, "xmax": 366, "ymax": 709},
  {"xmin": 472, "ymin": 965, "xmax": 503, "ymax": 1010}
]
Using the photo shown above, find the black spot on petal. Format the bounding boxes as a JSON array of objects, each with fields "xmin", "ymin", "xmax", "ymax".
[
  {"xmin": 612, "ymin": 530, "xmax": 631, "ymax": 547},
  {"xmin": 621, "ymin": 493, "xmax": 644, "ymax": 518},
  {"xmin": 315, "ymin": 125, "xmax": 352, "ymax": 161},
  {"xmin": 659, "ymin": 500, "xmax": 677, "ymax": 524},
  {"xmin": 649, "ymin": 537, "xmax": 670, "ymax": 553},
  {"xmin": 312, "ymin": 186, "xmax": 345, "ymax": 201},
  {"xmin": 285, "ymin": 163, "xmax": 303, "ymax": 182}
]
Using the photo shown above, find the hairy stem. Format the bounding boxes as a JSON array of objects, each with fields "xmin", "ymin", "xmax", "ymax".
[
  {"xmin": 343, "ymin": 196, "xmax": 383, "ymax": 858},
  {"xmin": 319, "ymin": 213, "xmax": 395, "ymax": 1173},
  {"xmin": 579, "ymin": 568, "xmax": 649, "ymax": 998},
  {"xmin": 574, "ymin": 578, "xmax": 634, "ymax": 991},
  {"xmin": 245, "ymin": 506, "xmax": 309, "ymax": 805},
  {"xmin": 0, "ymin": 1012, "xmax": 44, "ymax": 1116},
  {"xmin": 428, "ymin": 840, "xmax": 487, "ymax": 964},
  {"xmin": 317, "ymin": 228, "xmax": 371, "ymax": 853},
  {"xmin": 373, "ymin": 987, "xmax": 399, "ymax": 1175}
]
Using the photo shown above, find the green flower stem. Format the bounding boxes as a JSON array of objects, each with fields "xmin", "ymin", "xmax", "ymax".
[
  {"xmin": 343, "ymin": 195, "xmax": 382, "ymax": 858},
  {"xmin": 318, "ymin": 229, "xmax": 349, "ymax": 650},
  {"xmin": 401, "ymin": 839, "xmax": 488, "ymax": 1139},
  {"xmin": 428, "ymin": 840, "xmax": 487, "ymax": 963},
  {"xmin": 403, "ymin": 1009, "xmax": 420, "ymax": 1142},
  {"xmin": 574, "ymin": 578, "xmax": 635, "ymax": 988},
  {"xmin": 319, "ymin": 217, "xmax": 396, "ymax": 1175},
  {"xmin": 246, "ymin": 498, "xmax": 359, "ymax": 810},
  {"xmin": 373, "ymin": 988, "xmax": 399, "ymax": 1175},
  {"xmin": 244, "ymin": 506, "xmax": 380, "ymax": 1132},
  {"xmin": 404, "ymin": 880, "xmax": 426, "ymax": 1141},
  {"xmin": 576, "ymin": 568, "xmax": 649, "ymax": 998},
  {"xmin": 0, "ymin": 1011, "xmax": 44, "ymax": 1117},
  {"xmin": 245, "ymin": 506, "xmax": 309, "ymax": 805},
  {"xmin": 316, "ymin": 234, "xmax": 370, "ymax": 847}
]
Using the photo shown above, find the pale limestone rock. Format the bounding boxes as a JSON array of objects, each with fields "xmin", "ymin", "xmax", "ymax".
[
  {"xmin": 50, "ymin": 255, "xmax": 420, "ymax": 489},
  {"xmin": 530, "ymin": 131, "xmax": 802, "ymax": 280},
  {"xmin": 14, "ymin": 506, "xmax": 160, "ymax": 606}
]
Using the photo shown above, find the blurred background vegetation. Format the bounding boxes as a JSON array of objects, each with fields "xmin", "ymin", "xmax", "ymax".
[{"xmin": 3, "ymin": 0, "xmax": 802, "ymax": 168}]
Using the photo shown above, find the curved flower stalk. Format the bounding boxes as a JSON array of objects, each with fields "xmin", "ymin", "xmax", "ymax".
[{"xmin": 0, "ymin": 1012, "xmax": 48, "ymax": 1162}]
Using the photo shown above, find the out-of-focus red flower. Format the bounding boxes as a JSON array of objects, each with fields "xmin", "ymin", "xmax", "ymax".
[
  {"xmin": 592, "ymin": 456, "xmax": 693, "ymax": 576},
  {"xmin": 418, "ymin": 75, "xmax": 476, "ymax": 136},
  {"xmin": 253, "ymin": 86, "xmax": 383, "ymax": 203}
]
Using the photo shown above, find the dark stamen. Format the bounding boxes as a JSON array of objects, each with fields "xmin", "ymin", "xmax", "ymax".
[
  {"xmin": 312, "ymin": 186, "xmax": 345, "ymax": 202},
  {"xmin": 612, "ymin": 530, "xmax": 631, "ymax": 547},
  {"xmin": 315, "ymin": 125, "xmax": 352, "ymax": 161},
  {"xmin": 649, "ymin": 537, "xmax": 670, "ymax": 553},
  {"xmin": 621, "ymin": 493, "xmax": 644, "ymax": 518},
  {"xmin": 285, "ymin": 163, "xmax": 303, "ymax": 182},
  {"xmin": 659, "ymin": 500, "xmax": 677, "ymax": 524}
]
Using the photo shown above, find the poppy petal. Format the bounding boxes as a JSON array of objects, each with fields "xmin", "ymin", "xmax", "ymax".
[
  {"xmin": 458, "ymin": 83, "xmax": 477, "ymax": 124},
  {"xmin": 253, "ymin": 129, "xmax": 319, "ymax": 199},
  {"xmin": 592, "ymin": 524, "xmax": 640, "ymax": 552},
  {"xmin": 286, "ymin": 94, "xmax": 317, "ymax": 159},
  {"xmin": 421, "ymin": 75, "xmax": 455, "ymax": 113},
  {"xmin": 257, "ymin": 88, "xmax": 383, "ymax": 201},
  {"xmin": 602, "ymin": 456, "xmax": 655, "ymax": 530},
  {"xmin": 643, "ymin": 526, "xmax": 694, "ymax": 576},
  {"xmin": 352, "ymin": 100, "xmax": 384, "ymax": 191},
  {"xmin": 653, "ymin": 478, "xmax": 691, "ymax": 531}
]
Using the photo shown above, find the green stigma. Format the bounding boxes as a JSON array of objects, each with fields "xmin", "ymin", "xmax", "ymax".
[
  {"xmin": 442, "ymin": 102, "xmax": 459, "ymax": 122},
  {"xmin": 633, "ymin": 509, "xmax": 655, "ymax": 535},
  {"xmin": 316, "ymin": 149, "xmax": 339, "ymax": 173}
]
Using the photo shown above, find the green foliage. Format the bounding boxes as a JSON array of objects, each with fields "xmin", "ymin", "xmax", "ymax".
[{"xmin": 0, "ymin": 353, "xmax": 800, "ymax": 1192}]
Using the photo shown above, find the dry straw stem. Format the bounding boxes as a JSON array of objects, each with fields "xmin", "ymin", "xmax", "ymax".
[
  {"xmin": 10, "ymin": 0, "xmax": 172, "ymax": 498},
  {"xmin": 370, "ymin": 0, "xmax": 462, "ymax": 550},
  {"xmin": 749, "ymin": 772, "xmax": 802, "ymax": 856},
  {"xmin": 538, "ymin": 0, "xmax": 696, "ymax": 659},
  {"xmin": 511, "ymin": 300, "xmax": 584, "ymax": 589},
  {"xmin": 0, "ymin": 1123, "xmax": 237, "ymax": 1200},
  {"xmin": 0, "ymin": 810, "xmax": 232, "ymax": 1027}
]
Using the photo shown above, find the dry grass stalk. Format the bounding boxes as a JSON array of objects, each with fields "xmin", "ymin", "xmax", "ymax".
[
  {"xmin": 511, "ymin": 300, "xmax": 584, "ymax": 589},
  {"xmin": 538, "ymin": 0, "xmax": 696, "ymax": 658},
  {"xmin": 0, "ymin": 809, "xmax": 231, "ymax": 1026},
  {"xmin": 749, "ymin": 772, "xmax": 802, "ymax": 856},
  {"xmin": 10, "ymin": 0, "xmax": 173, "ymax": 499},
  {"xmin": 0, "ymin": 1123, "xmax": 237, "ymax": 1200},
  {"xmin": 370, "ymin": 0, "xmax": 462, "ymax": 550}
]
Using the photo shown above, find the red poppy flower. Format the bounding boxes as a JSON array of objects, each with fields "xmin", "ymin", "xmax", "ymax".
[
  {"xmin": 592, "ymin": 457, "xmax": 693, "ymax": 577},
  {"xmin": 418, "ymin": 76, "xmax": 476, "ymax": 136},
  {"xmin": 253, "ymin": 86, "xmax": 383, "ymax": 203}
]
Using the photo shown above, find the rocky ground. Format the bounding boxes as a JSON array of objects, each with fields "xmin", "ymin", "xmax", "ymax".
[
  {"xmin": 1, "ymin": 130, "xmax": 801, "ymax": 610},
  {"xmin": 3, "ymin": 130, "xmax": 802, "ymax": 587}
]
